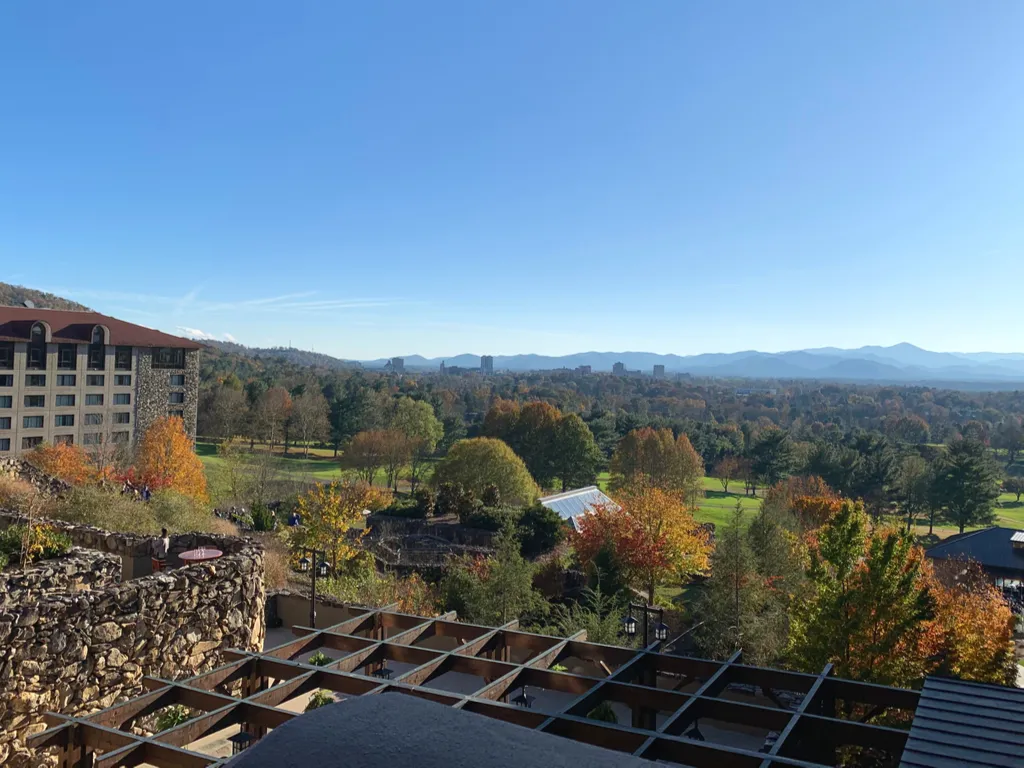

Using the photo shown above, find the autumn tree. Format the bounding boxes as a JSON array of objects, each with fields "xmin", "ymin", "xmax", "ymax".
[
  {"xmin": 431, "ymin": 438, "xmax": 539, "ymax": 505},
  {"xmin": 380, "ymin": 429, "xmax": 413, "ymax": 490},
  {"xmin": 574, "ymin": 483, "xmax": 711, "ymax": 599},
  {"xmin": 198, "ymin": 384, "xmax": 248, "ymax": 439},
  {"xmin": 289, "ymin": 389, "xmax": 331, "ymax": 457},
  {"xmin": 894, "ymin": 455, "xmax": 933, "ymax": 533},
  {"xmin": 609, "ymin": 427, "xmax": 704, "ymax": 506},
  {"xmin": 930, "ymin": 438, "xmax": 1000, "ymax": 534},
  {"xmin": 884, "ymin": 415, "xmax": 931, "ymax": 445},
  {"xmin": 254, "ymin": 387, "xmax": 292, "ymax": 449},
  {"xmin": 133, "ymin": 416, "xmax": 208, "ymax": 502},
  {"xmin": 391, "ymin": 397, "xmax": 443, "ymax": 490},
  {"xmin": 511, "ymin": 401, "xmax": 562, "ymax": 487},
  {"xmin": 296, "ymin": 481, "xmax": 391, "ymax": 569},
  {"xmin": 341, "ymin": 430, "xmax": 388, "ymax": 485},
  {"xmin": 551, "ymin": 413, "xmax": 602, "ymax": 491},
  {"xmin": 788, "ymin": 502, "xmax": 934, "ymax": 687},
  {"xmin": 714, "ymin": 456, "xmax": 740, "ymax": 494},
  {"xmin": 27, "ymin": 442, "xmax": 98, "ymax": 486}
]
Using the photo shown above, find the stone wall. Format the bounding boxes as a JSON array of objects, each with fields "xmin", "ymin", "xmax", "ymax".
[
  {"xmin": 0, "ymin": 458, "xmax": 71, "ymax": 497},
  {"xmin": 0, "ymin": 517, "xmax": 265, "ymax": 767},
  {"xmin": 0, "ymin": 548, "xmax": 121, "ymax": 609},
  {"xmin": 135, "ymin": 347, "xmax": 200, "ymax": 441}
]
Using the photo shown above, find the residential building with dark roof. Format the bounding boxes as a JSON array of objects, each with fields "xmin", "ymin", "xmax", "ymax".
[
  {"xmin": 924, "ymin": 526, "xmax": 1024, "ymax": 588},
  {"xmin": 0, "ymin": 306, "xmax": 201, "ymax": 456}
]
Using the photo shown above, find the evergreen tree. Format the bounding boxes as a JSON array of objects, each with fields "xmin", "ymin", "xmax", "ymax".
[{"xmin": 930, "ymin": 439, "xmax": 1001, "ymax": 534}]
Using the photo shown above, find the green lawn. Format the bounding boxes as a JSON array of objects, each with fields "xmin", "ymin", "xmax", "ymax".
[{"xmin": 596, "ymin": 472, "xmax": 760, "ymax": 529}]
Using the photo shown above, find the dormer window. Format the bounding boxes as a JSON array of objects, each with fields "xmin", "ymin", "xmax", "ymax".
[
  {"xmin": 27, "ymin": 323, "xmax": 47, "ymax": 370},
  {"xmin": 88, "ymin": 326, "xmax": 107, "ymax": 370}
]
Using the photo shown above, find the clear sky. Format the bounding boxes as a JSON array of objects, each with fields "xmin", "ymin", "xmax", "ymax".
[{"xmin": 2, "ymin": 2, "xmax": 1023, "ymax": 359}]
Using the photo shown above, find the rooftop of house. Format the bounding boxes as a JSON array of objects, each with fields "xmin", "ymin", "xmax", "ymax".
[
  {"xmin": 0, "ymin": 305, "xmax": 203, "ymax": 349},
  {"xmin": 538, "ymin": 486, "xmax": 619, "ymax": 530},
  {"xmin": 924, "ymin": 526, "xmax": 1024, "ymax": 574}
]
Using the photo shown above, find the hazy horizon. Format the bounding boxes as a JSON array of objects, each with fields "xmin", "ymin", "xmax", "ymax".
[{"xmin": 3, "ymin": 3, "xmax": 1022, "ymax": 359}]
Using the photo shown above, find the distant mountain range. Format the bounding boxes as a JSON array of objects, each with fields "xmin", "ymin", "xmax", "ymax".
[{"xmin": 360, "ymin": 344, "xmax": 1024, "ymax": 383}]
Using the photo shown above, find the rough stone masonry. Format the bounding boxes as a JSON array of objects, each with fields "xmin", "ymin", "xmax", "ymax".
[{"xmin": 0, "ymin": 517, "xmax": 265, "ymax": 767}]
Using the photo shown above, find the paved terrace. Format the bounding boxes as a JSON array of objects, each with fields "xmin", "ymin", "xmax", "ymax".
[{"xmin": 31, "ymin": 605, "xmax": 923, "ymax": 768}]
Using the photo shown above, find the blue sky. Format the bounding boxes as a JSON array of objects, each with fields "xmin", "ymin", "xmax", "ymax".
[{"xmin": 2, "ymin": 2, "xmax": 1023, "ymax": 359}]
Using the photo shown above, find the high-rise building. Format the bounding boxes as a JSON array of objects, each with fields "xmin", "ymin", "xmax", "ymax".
[
  {"xmin": 388, "ymin": 357, "xmax": 405, "ymax": 374},
  {"xmin": 612, "ymin": 362, "xmax": 626, "ymax": 376},
  {"xmin": 576, "ymin": 365, "xmax": 592, "ymax": 375},
  {"xmin": 0, "ymin": 306, "xmax": 201, "ymax": 456},
  {"xmin": 480, "ymin": 355, "xmax": 493, "ymax": 375},
  {"xmin": 653, "ymin": 364, "xmax": 665, "ymax": 379}
]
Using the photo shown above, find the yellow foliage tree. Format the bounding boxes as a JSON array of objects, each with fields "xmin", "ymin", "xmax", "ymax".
[
  {"xmin": 297, "ymin": 481, "xmax": 391, "ymax": 569},
  {"xmin": 27, "ymin": 442, "xmax": 100, "ymax": 486},
  {"xmin": 133, "ymin": 416, "xmax": 208, "ymax": 502}
]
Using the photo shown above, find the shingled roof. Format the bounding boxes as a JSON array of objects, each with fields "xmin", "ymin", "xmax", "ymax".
[
  {"xmin": 0, "ymin": 306, "xmax": 202, "ymax": 349},
  {"xmin": 924, "ymin": 526, "xmax": 1024, "ymax": 576}
]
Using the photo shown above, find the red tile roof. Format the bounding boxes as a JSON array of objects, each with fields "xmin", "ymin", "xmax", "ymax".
[{"xmin": 0, "ymin": 306, "xmax": 203, "ymax": 349}]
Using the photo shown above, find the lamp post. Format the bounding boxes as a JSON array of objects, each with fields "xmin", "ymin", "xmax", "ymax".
[
  {"xmin": 297, "ymin": 549, "xmax": 329, "ymax": 628},
  {"xmin": 622, "ymin": 603, "xmax": 669, "ymax": 648}
]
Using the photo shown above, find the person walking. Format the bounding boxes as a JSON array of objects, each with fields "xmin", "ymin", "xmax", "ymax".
[{"xmin": 151, "ymin": 528, "xmax": 170, "ymax": 572}]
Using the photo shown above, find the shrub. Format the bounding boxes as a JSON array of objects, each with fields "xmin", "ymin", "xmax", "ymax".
[
  {"xmin": 155, "ymin": 704, "xmax": 191, "ymax": 732},
  {"xmin": 260, "ymin": 534, "xmax": 291, "ymax": 591},
  {"xmin": 250, "ymin": 503, "xmax": 277, "ymax": 532},
  {"xmin": 435, "ymin": 482, "xmax": 476, "ymax": 519},
  {"xmin": 0, "ymin": 524, "xmax": 71, "ymax": 564},
  {"xmin": 587, "ymin": 701, "xmax": 618, "ymax": 724},
  {"xmin": 0, "ymin": 551, "xmax": 7, "ymax": 569},
  {"xmin": 519, "ymin": 503, "xmax": 566, "ymax": 558},
  {"xmin": 481, "ymin": 484, "xmax": 501, "ymax": 507},
  {"xmin": 0, "ymin": 476, "xmax": 42, "ymax": 512},
  {"xmin": 460, "ymin": 504, "xmax": 520, "ymax": 532},
  {"xmin": 305, "ymin": 689, "xmax": 334, "ymax": 712},
  {"xmin": 413, "ymin": 487, "xmax": 435, "ymax": 518},
  {"xmin": 54, "ymin": 487, "xmax": 216, "ymax": 535},
  {"xmin": 308, "ymin": 651, "xmax": 332, "ymax": 667}
]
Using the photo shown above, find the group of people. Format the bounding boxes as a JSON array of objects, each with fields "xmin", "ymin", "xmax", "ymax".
[{"xmin": 120, "ymin": 481, "xmax": 152, "ymax": 501}]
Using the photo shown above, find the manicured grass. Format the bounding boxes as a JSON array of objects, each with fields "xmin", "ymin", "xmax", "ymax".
[{"xmin": 596, "ymin": 472, "xmax": 760, "ymax": 529}]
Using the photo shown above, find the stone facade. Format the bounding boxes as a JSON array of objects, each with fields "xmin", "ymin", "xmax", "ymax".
[
  {"xmin": 0, "ymin": 516, "xmax": 265, "ymax": 767},
  {"xmin": 135, "ymin": 347, "xmax": 199, "ymax": 441},
  {"xmin": 0, "ymin": 548, "xmax": 121, "ymax": 609}
]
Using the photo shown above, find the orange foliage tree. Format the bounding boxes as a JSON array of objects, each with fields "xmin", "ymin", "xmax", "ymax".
[
  {"xmin": 133, "ymin": 416, "xmax": 208, "ymax": 502},
  {"xmin": 27, "ymin": 442, "xmax": 100, "ymax": 486},
  {"xmin": 610, "ymin": 427, "xmax": 705, "ymax": 507},
  {"xmin": 575, "ymin": 482, "xmax": 711, "ymax": 599},
  {"xmin": 764, "ymin": 476, "xmax": 841, "ymax": 531}
]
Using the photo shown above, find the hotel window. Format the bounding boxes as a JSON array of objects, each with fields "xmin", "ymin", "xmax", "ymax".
[
  {"xmin": 88, "ymin": 327, "xmax": 106, "ymax": 370},
  {"xmin": 114, "ymin": 375, "xmax": 132, "ymax": 387},
  {"xmin": 23, "ymin": 416, "xmax": 44, "ymax": 429},
  {"xmin": 54, "ymin": 435, "xmax": 74, "ymax": 446},
  {"xmin": 55, "ymin": 395, "xmax": 76, "ymax": 407},
  {"xmin": 114, "ymin": 412, "xmax": 131, "ymax": 424},
  {"xmin": 24, "ymin": 396, "xmax": 44, "ymax": 408},
  {"xmin": 0, "ymin": 375, "xmax": 11, "ymax": 387},
  {"xmin": 84, "ymin": 413, "xmax": 103, "ymax": 426},
  {"xmin": 0, "ymin": 396, "xmax": 11, "ymax": 408},
  {"xmin": 152, "ymin": 347, "xmax": 185, "ymax": 369},
  {"xmin": 57, "ymin": 343, "xmax": 76, "ymax": 370},
  {"xmin": 0, "ymin": 342, "xmax": 13, "ymax": 370},
  {"xmin": 85, "ymin": 394, "xmax": 103, "ymax": 406},
  {"xmin": 0, "ymin": 438, "xmax": 9, "ymax": 452},
  {"xmin": 57, "ymin": 375, "xmax": 77, "ymax": 386},
  {"xmin": 169, "ymin": 374, "xmax": 186, "ymax": 386},
  {"xmin": 27, "ymin": 323, "xmax": 46, "ymax": 369},
  {"xmin": 55, "ymin": 414, "xmax": 75, "ymax": 427},
  {"xmin": 168, "ymin": 392, "xmax": 185, "ymax": 404},
  {"xmin": 87, "ymin": 374, "xmax": 104, "ymax": 386},
  {"xmin": 169, "ymin": 410, "xmax": 184, "ymax": 419},
  {"xmin": 83, "ymin": 433, "xmax": 102, "ymax": 445},
  {"xmin": 0, "ymin": 417, "xmax": 9, "ymax": 429},
  {"xmin": 114, "ymin": 346, "xmax": 132, "ymax": 371},
  {"xmin": 111, "ymin": 431, "xmax": 129, "ymax": 443},
  {"xmin": 21, "ymin": 436, "xmax": 43, "ymax": 450},
  {"xmin": 25, "ymin": 374, "xmax": 46, "ymax": 387},
  {"xmin": 113, "ymin": 393, "xmax": 131, "ymax": 405}
]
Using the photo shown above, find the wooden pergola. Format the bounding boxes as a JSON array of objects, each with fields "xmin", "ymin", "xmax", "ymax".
[{"xmin": 31, "ymin": 605, "xmax": 921, "ymax": 768}]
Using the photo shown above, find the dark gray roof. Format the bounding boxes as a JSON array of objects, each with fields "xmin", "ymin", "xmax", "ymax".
[
  {"xmin": 899, "ymin": 677, "xmax": 1024, "ymax": 768},
  {"xmin": 924, "ymin": 527, "xmax": 1024, "ymax": 574},
  {"xmin": 228, "ymin": 692, "xmax": 660, "ymax": 768}
]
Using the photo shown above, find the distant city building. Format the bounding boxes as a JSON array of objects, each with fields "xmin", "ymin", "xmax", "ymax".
[
  {"xmin": 653, "ymin": 364, "xmax": 665, "ymax": 379},
  {"xmin": 387, "ymin": 357, "xmax": 405, "ymax": 374},
  {"xmin": 576, "ymin": 365, "xmax": 592, "ymax": 375},
  {"xmin": 612, "ymin": 362, "xmax": 626, "ymax": 376},
  {"xmin": 735, "ymin": 387, "xmax": 776, "ymax": 395},
  {"xmin": 439, "ymin": 361, "xmax": 446, "ymax": 375},
  {"xmin": 480, "ymin": 355, "xmax": 493, "ymax": 375}
]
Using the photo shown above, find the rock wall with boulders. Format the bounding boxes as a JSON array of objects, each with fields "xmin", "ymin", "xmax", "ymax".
[
  {"xmin": 0, "ymin": 548, "xmax": 121, "ymax": 609},
  {"xmin": 0, "ymin": 458, "xmax": 71, "ymax": 497},
  {"xmin": 0, "ymin": 517, "xmax": 265, "ymax": 767}
]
